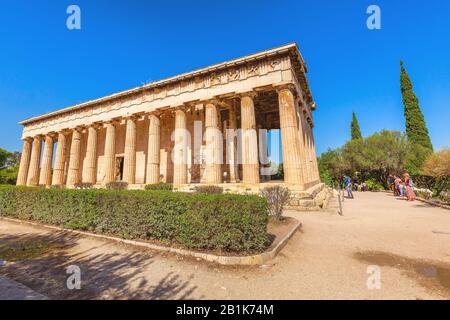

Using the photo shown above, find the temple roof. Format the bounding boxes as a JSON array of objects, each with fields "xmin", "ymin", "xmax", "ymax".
[{"xmin": 20, "ymin": 43, "xmax": 315, "ymax": 125}]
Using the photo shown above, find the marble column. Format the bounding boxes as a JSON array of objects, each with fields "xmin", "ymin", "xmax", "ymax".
[
  {"xmin": 52, "ymin": 132, "xmax": 67, "ymax": 186},
  {"xmin": 67, "ymin": 128, "xmax": 82, "ymax": 187},
  {"xmin": 310, "ymin": 130, "xmax": 320, "ymax": 182},
  {"xmin": 38, "ymin": 135, "xmax": 54, "ymax": 186},
  {"xmin": 26, "ymin": 136, "xmax": 42, "ymax": 186},
  {"xmin": 300, "ymin": 111, "xmax": 311, "ymax": 184},
  {"xmin": 173, "ymin": 109, "xmax": 188, "ymax": 185},
  {"xmin": 227, "ymin": 106, "xmax": 238, "ymax": 183},
  {"xmin": 240, "ymin": 94, "xmax": 260, "ymax": 184},
  {"xmin": 16, "ymin": 138, "xmax": 32, "ymax": 186},
  {"xmin": 103, "ymin": 122, "xmax": 116, "ymax": 185},
  {"xmin": 204, "ymin": 102, "xmax": 222, "ymax": 184},
  {"xmin": 123, "ymin": 117, "xmax": 137, "ymax": 184},
  {"xmin": 305, "ymin": 120, "xmax": 314, "ymax": 183},
  {"xmin": 82, "ymin": 125, "xmax": 98, "ymax": 184},
  {"xmin": 278, "ymin": 87, "xmax": 304, "ymax": 186},
  {"xmin": 146, "ymin": 114, "xmax": 160, "ymax": 184}
]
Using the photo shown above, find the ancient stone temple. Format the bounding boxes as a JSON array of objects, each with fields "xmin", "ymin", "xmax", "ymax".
[{"xmin": 17, "ymin": 43, "xmax": 329, "ymax": 209}]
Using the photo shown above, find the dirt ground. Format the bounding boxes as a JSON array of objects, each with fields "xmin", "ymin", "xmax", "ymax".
[{"xmin": 0, "ymin": 192, "xmax": 449, "ymax": 300}]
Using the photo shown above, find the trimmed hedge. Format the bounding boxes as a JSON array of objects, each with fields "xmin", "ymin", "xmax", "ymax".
[{"xmin": 0, "ymin": 185, "xmax": 269, "ymax": 253}]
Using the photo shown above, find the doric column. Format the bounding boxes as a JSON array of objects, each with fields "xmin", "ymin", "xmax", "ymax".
[
  {"xmin": 103, "ymin": 122, "xmax": 116, "ymax": 185},
  {"xmin": 82, "ymin": 125, "xmax": 98, "ymax": 184},
  {"xmin": 123, "ymin": 117, "xmax": 137, "ymax": 184},
  {"xmin": 305, "ymin": 120, "xmax": 314, "ymax": 183},
  {"xmin": 38, "ymin": 135, "xmax": 54, "ymax": 186},
  {"xmin": 310, "ymin": 129, "xmax": 320, "ymax": 182},
  {"xmin": 67, "ymin": 128, "xmax": 82, "ymax": 187},
  {"xmin": 277, "ymin": 86, "xmax": 304, "ymax": 186},
  {"xmin": 146, "ymin": 114, "xmax": 160, "ymax": 184},
  {"xmin": 173, "ymin": 109, "xmax": 188, "ymax": 185},
  {"xmin": 204, "ymin": 102, "xmax": 222, "ymax": 184},
  {"xmin": 227, "ymin": 105, "xmax": 238, "ymax": 183},
  {"xmin": 52, "ymin": 132, "xmax": 67, "ymax": 186},
  {"xmin": 240, "ymin": 93, "xmax": 260, "ymax": 184},
  {"xmin": 299, "ymin": 111, "xmax": 311, "ymax": 184},
  {"xmin": 26, "ymin": 136, "xmax": 42, "ymax": 186},
  {"xmin": 16, "ymin": 138, "xmax": 32, "ymax": 186}
]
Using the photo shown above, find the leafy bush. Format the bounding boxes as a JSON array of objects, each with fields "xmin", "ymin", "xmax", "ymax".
[
  {"xmin": 364, "ymin": 179, "xmax": 385, "ymax": 191},
  {"xmin": 194, "ymin": 185, "xmax": 223, "ymax": 194},
  {"xmin": 145, "ymin": 183, "xmax": 173, "ymax": 191},
  {"xmin": 439, "ymin": 192, "xmax": 450, "ymax": 204},
  {"xmin": 105, "ymin": 181, "xmax": 128, "ymax": 190},
  {"xmin": 0, "ymin": 185, "xmax": 269, "ymax": 253},
  {"xmin": 260, "ymin": 186, "xmax": 291, "ymax": 221}
]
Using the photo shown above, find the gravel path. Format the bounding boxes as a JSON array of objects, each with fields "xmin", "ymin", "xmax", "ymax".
[{"xmin": 0, "ymin": 192, "xmax": 449, "ymax": 300}]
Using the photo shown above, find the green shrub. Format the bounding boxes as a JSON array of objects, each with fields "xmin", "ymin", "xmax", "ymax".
[
  {"xmin": 0, "ymin": 185, "xmax": 269, "ymax": 253},
  {"xmin": 365, "ymin": 179, "xmax": 385, "ymax": 191},
  {"xmin": 194, "ymin": 185, "xmax": 223, "ymax": 194},
  {"xmin": 145, "ymin": 183, "xmax": 173, "ymax": 191},
  {"xmin": 105, "ymin": 181, "xmax": 128, "ymax": 190}
]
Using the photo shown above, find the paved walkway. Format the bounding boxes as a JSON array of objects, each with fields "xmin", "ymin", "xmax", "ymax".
[
  {"xmin": 0, "ymin": 192, "xmax": 449, "ymax": 299},
  {"xmin": 0, "ymin": 276, "xmax": 47, "ymax": 300}
]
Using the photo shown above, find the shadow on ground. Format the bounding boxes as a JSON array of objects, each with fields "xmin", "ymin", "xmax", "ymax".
[
  {"xmin": 354, "ymin": 250, "xmax": 450, "ymax": 298},
  {"xmin": 0, "ymin": 232, "xmax": 198, "ymax": 299}
]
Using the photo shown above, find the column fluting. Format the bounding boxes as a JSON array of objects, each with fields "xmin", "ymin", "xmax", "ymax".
[
  {"xmin": 103, "ymin": 122, "xmax": 116, "ymax": 185},
  {"xmin": 26, "ymin": 136, "xmax": 42, "ymax": 186},
  {"xmin": 173, "ymin": 109, "xmax": 188, "ymax": 185},
  {"xmin": 82, "ymin": 125, "xmax": 98, "ymax": 184},
  {"xmin": 278, "ymin": 87, "xmax": 305, "ymax": 186},
  {"xmin": 240, "ymin": 94, "xmax": 260, "ymax": 184},
  {"xmin": 38, "ymin": 135, "xmax": 54, "ymax": 186},
  {"xmin": 52, "ymin": 132, "xmax": 67, "ymax": 186},
  {"xmin": 67, "ymin": 129, "xmax": 82, "ymax": 187},
  {"xmin": 16, "ymin": 138, "xmax": 32, "ymax": 186},
  {"xmin": 146, "ymin": 114, "xmax": 160, "ymax": 184},
  {"xmin": 123, "ymin": 117, "xmax": 137, "ymax": 184}
]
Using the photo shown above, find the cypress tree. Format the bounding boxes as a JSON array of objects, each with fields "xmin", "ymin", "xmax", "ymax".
[
  {"xmin": 400, "ymin": 61, "xmax": 433, "ymax": 151},
  {"xmin": 350, "ymin": 112, "xmax": 363, "ymax": 140}
]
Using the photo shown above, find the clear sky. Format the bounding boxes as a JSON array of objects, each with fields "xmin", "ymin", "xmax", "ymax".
[{"xmin": 0, "ymin": 0, "xmax": 448, "ymax": 155}]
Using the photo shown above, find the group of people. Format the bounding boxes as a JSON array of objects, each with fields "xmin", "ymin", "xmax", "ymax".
[
  {"xmin": 341, "ymin": 173, "xmax": 417, "ymax": 202},
  {"xmin": 389, "ymin": 173, "xmax": 416, "ymax": 201}
]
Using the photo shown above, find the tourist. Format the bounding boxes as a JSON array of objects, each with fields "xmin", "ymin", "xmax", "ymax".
[
  {"xmin": 388, "ymin": 174, "xmax": 395, "ymax": 194},
  {"xmin": 404, "ymin": 173, "xmax": 416, "ymax": 201},
  {"xmin": 343, "ymin": 175, "xmax": 354, "ymax": 199}
]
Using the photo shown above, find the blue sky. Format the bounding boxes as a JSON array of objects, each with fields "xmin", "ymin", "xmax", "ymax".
[{"xmin": 0, "ymin": 0, "xmax": 448, "ymax": 155}]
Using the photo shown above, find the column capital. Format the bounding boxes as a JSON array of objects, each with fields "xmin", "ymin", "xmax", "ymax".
[
  {"xmin": 123, "ymin": 114, "xmax": 139, "ymax": 121},
  {"xmin": 87, "ymin": 122, "xmax": 102, "ymax": 130},
  {"xmin": 103, "ymin": 119, "xmax": 121, "ymax": 128},
  {"xmin": 239, "ymin": 91, "xmax": 257, "ymax": 99},
  {"xmin": 274, "ymin": 83, "xmax": 296, "ymax": 94},
  {"xmin": 32, "ymin": 134, "xmax": 44, "ymax": 141},
  {"xmin": 146, "ymin": 111, "xmax": 162, "ymax": 119},
  {"xmin": 22, "ymin": 136, "xmax": 33, "ymax": 142}
]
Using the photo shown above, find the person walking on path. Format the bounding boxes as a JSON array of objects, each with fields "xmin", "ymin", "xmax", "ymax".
[
  {"xmin": 343, "ymin": 175, "xmax": 354, "ymax": 199},
  {"xmin": 404, "ymin": 173, "xmax": 416, "ymax": 201}
]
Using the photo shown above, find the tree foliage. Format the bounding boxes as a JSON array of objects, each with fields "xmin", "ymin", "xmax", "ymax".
[
  {"xmin": 0, "ymin": 148, "xmax": 20, "ymax": 185},
  {"xmin": 400, "ymin": 61, "xmax": 433, "ymax": 152},
  {"xmin": 350, "ymin": 112, "xmax": 363, "ymax": 140},
  {"xmin": 420, "ymin": 149, "xmax": 450, "ymax": 196},
  {"xmin": 319, "ymin": 130, "xmax": 410, "ymax": 188}
]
